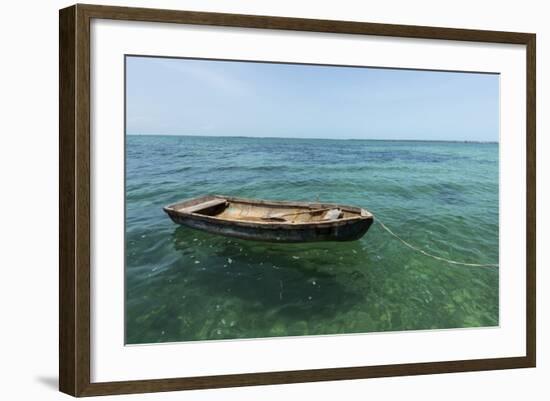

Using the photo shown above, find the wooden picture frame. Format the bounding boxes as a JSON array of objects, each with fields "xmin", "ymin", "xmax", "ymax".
[{"xmin": 59, "ymin": 3, "xmax": 536, "ymax": 397}]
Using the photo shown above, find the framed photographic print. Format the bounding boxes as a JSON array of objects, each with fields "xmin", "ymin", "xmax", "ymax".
[{"xmin": 59, "ymin": 4, "xmax": 536, "ymax": 397}]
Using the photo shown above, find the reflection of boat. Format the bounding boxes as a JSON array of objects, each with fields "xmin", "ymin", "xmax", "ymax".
[{"xmin": 163, "ymin": 195, "xmax": 374, "ymax": 243}]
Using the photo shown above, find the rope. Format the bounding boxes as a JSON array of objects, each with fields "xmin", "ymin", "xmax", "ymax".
[{"xmin": 375, "ymin": 218, "xmax": 498, "ymax": 268}]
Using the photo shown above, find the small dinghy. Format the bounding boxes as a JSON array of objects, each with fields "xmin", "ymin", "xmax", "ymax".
[{"xmin": 163, "ymin": 195, "xmax": 374, "ymax": 242}]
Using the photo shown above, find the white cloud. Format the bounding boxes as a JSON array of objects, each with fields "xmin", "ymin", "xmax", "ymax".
[{"xmin": 151, "ymin": 57, "xmax": 250, "ymax": 97}]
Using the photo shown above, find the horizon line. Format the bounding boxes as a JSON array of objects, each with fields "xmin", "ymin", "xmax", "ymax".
[{"xmin": 126, "ymin": 133, "xmax": 499, "ymax": 144}]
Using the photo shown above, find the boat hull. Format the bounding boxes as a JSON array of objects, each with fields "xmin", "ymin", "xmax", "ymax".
[{"xmin": 164, "ymin": 195, "xmax": 373, "ymax": 243}]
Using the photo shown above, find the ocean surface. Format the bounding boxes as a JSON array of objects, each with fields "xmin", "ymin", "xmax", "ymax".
[{"xmin": 125, "ymin": 135, "xmax": 499, "ymax": 344}]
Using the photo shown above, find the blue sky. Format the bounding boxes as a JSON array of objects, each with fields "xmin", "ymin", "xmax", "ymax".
[{"xmin": 126, "ymin": 56, "xmax": 499, "ymax": 141}]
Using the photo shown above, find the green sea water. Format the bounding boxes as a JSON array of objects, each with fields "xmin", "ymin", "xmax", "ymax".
[{"xmin": 125, "ymin": 135, "xmax": 499, "ymax": 344}]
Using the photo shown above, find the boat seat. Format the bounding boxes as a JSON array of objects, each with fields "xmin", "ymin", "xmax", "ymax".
[
  {"xmin": 322, "ymin": 208, "xmax": 343, "ymax": 221},
  {"xmin": 178, "ymin": 198, "xmax": 227, "ymax": 214}
]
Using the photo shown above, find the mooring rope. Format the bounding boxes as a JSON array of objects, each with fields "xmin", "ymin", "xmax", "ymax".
[{"xmin": 375, "ymin": 218, "xmax": 499, "ymax": 268}]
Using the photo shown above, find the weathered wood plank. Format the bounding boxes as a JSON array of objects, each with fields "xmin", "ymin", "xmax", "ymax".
[{"xmin": 178, "ymin": 198, "xmax": 227, "ymax": 213}]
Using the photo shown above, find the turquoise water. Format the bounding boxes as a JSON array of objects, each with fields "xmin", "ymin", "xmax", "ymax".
[{"xmin": 125, "ymin": 135, "xmax": 499, "ymax": 344}]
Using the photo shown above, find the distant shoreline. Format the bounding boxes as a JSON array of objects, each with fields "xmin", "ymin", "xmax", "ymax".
[{"xmin": 126, "ymin": 133, "xmax": 499, "ymax": 144}]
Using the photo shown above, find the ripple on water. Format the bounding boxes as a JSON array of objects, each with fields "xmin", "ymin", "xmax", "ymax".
[{"xmin": 125, "ymin": 136, "xmax": 499, "ymax": 344}]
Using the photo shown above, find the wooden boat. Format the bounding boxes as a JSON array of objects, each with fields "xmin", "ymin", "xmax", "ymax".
[{"xmin": 163, "ymin": 195, "xmax": 374, "ymax": 243}]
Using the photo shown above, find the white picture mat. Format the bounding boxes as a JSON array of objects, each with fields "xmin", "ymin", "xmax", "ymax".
[{"xmin": 90, "ymin": 19, "xmax": 526, "ymax": 383}]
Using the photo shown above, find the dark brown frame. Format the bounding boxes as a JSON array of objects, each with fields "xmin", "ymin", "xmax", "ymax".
[{"xmin": 59, "ymin": 3, "xmax": 536, "ymax": 397}]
